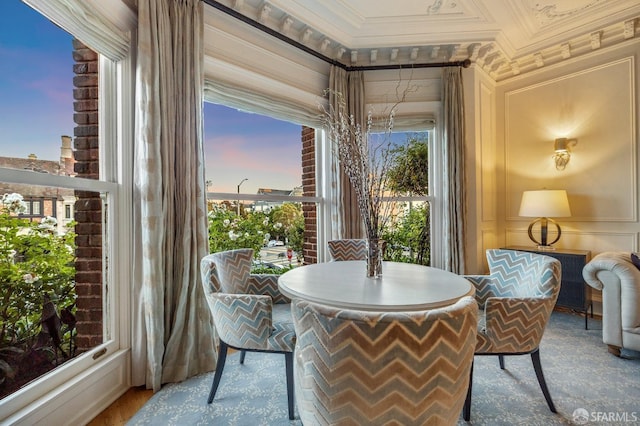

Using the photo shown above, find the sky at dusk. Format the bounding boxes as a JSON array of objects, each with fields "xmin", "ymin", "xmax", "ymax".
[
  {"xmin": 0, "ymin": 1, "xmax": 75, "ymax": 162},
  {"xmin": 203, "ymin": 104, "xmax": 302, "ymax": 195},
  {"xmin": 0, "ymin": 1, "xmax": 302, "ymax": 195}
]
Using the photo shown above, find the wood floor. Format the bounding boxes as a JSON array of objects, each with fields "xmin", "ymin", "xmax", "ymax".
[
  {"xmin": 87, "ymin": 386, "xmax": 153, "ymax": 425},
  {"xmin": 88, "ymin": 348, "xmax": 233, "ymax": 424}
]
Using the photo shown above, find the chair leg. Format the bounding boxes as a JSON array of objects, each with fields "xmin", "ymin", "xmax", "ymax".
[
  {"xmin": 208, "ymin": 340, "xmax": 229, "ymax": 404},
  {"xmin": 285, "ymin": 352, "xmax": 295, "ymax": 420},
  {"xmin": 463, "ymin": 361, "xmax": 473, "ymax": 421},
  {"xmin": 499, "ymin": 355, "xmax": 505, "ymax": 370},
  {"xmin": 531, "ymin": 349, "xmax": 556, "ymax": 413},
  {"xmin": 240, "ymin": 350, "xmax": 247, "ymax": 364}
]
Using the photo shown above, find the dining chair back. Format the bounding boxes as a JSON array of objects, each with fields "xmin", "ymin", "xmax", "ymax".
[
  {"xmin": 200, "ymin": 248, "xmax": 296, "ymax": 420},
  {"xmin": 463, "ymin": 248, "xmax": 561, "ymax": 420},
  {"xmin": 292, "ymin": 296, "xmax": 478, "ymax": 425},
  {"xmin": 327, "ymin": 238, "xmax": 367, "ymax": 261}
]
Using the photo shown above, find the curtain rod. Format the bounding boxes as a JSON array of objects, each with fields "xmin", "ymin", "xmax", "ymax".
[{"xmin": 203, "ymin": 0, "xmax": 471, "ymax": 70}]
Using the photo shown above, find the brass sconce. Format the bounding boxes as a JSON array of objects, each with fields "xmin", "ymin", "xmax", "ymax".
[{"xmin": 552, "ymin": 138, "xmax": 578, "ymax": 170}]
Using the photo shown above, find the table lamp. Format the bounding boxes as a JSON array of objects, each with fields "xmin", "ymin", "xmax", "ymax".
[{"xmin": 519, "ymin": 189, "xmax": 571, "ymax": 250}]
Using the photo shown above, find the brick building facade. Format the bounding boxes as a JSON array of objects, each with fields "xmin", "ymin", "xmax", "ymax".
[
  {"xmin": 301, "ymin": 126, "xmax": 317, "ymax": 265},
  {"xmin": 72, "ymin": 39, "xmax": 102, "ymax": 352}
]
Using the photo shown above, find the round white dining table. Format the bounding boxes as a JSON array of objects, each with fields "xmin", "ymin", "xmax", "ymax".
[{"xmin": 278, "ymin": 260, "xmax": 474, "ymax": 311}]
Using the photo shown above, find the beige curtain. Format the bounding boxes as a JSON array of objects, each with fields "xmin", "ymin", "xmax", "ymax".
[
  {"xmin": 132, "ymin": 0, "xmax": 216, "ymax": 391},
  {"xmin": 329, "ymin": 65, "xmax": 365, "ymax": 239},
  {"xmin": 22, "ymin": 0, "xmax": 131, "ymax": 61},
  {"xmin": 442, "ymin": 67, "xmax": 466, "ymax": 274}
]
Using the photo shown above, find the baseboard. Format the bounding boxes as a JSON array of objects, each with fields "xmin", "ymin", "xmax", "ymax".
[
  {"xmin": 553, "ymin": 305, "xmax": 602, "ymax": 321},
  {"xmin": 5, "ymin": 350, "xmax": 130, "ymax": 426}
]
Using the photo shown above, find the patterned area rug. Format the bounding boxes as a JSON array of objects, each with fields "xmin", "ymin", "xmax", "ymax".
[{"xmin": 128, "ymin": 312, "xmax": 640, "ymax": 426}]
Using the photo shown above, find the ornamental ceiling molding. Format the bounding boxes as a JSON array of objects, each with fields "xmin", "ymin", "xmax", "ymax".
[
  {"xmin": 208, "ymin": 0, "xmax": 639, "ymax": 82},
  {"xmin": 532, "ymin": 0, "xmax": 607, "ymax": 26}
]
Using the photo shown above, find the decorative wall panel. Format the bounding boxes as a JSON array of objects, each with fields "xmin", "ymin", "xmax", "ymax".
[{"xmin": 505, "ymin": 57, "xmax": 636, "ymax": 222}]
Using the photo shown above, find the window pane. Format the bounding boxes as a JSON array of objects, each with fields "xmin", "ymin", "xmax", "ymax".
[
  {"xmin": 31, "ymin": 200, "xmax": 42, "ymax": 216},
  {"xmin": 0, "ymin": 187, "xmax": 106, "ymax": 399},
  {"xmin": 204, "ymin": 103, "xmax": 302, "ymax": 194},
  {"xmin": 204, "ymin": 103, "xmax": 318, "ymax": 267},
  {"xmin": 206, "ymin": 199, "xmax": 308, "ymax": 272},
  {"xmin": 381, "ymin": 131, "xmax": 430, "ymax": 196},
  {"xmin": 382, "ymin": 200, "xmax": 431, "ymax": 266},
  {"xmin": 373, "ymin": 131, "xmax": 431, "ymax": 265},
  {"xmin": 0, "ymin": 4, "xmax": 75, "ymax": 164}
]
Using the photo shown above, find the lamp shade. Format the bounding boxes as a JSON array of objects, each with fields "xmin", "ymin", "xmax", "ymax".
[{"xmin": 519, "ymin": 190, "xmax": 571, "ymax": 218}]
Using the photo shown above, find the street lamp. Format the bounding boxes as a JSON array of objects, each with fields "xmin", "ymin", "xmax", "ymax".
[{"xmin": 237, "ymin": 178, "xmax": 248, "ymax": 216}]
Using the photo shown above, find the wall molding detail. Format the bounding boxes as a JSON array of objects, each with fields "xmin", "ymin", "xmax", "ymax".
[
  {"xmin": 506, "ymin": 229, "xmax": 638, "ymax": 254},
  {"xmin": 504, "ymin": 56, "xmax": 637, "ymax": 223}
]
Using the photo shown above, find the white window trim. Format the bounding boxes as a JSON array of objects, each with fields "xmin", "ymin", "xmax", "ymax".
[
  {"xmin": 430, "ymin": 113, "xmax": 444, "ymax": 269},
  {"xmin": 208, "ymin": 193, "xmax": 321, "ymax": 204},
  {"xmin": 317, "ymin": 129, "xmax": 331, "ymax": 263}
]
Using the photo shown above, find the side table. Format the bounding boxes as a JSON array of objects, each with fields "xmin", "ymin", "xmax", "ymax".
[{"xmin": 503, "ymin": 246, "xmax": 592, "ymax": 329}]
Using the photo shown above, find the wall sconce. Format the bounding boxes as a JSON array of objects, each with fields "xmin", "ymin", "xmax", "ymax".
[
  {"xmin": 552, "ymin": 138, "xmax": 578, "ymax": 170},
  {"xmin": 519, "ymin": 189, "xmax": 571, "ymax": 250}
]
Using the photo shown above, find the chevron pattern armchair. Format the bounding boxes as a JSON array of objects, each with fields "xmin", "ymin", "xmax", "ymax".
[
  {"xmin": 200, "ymin": 248, "xmax": 296, "ymax": 420},
  {"xmin": 292, "ymin": 296, "xmax": 478, "ymax": 425},
  {"xmin": 327, "ymin": 238, "xmax": 367, "ymax": 261},
  {"xmin": 463, "ymin": 249, "xmax": 561, "ymax": 421}
]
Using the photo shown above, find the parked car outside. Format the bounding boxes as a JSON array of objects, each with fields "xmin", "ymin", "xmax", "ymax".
[
  {"xmin": 252, "ymin": 259, "xmax": 284, "ymax": 269},
  {"xmin": 267, "ymin": 239, "xmax": 285, "ymax": 247}
]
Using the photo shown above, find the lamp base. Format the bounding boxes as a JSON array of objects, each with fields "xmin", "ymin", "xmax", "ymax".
[
  {"xmin": 527, "ymin": 217, "xmax": 562, "ymax": 248},
  {"xmin": 536, "ymin": 245, "xmax": 556, "ymax": 251}
]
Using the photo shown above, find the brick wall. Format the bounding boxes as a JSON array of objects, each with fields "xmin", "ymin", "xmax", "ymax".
[
  {"xmin": 72, "ymin": 39, "xmax": 102, "ymax": 352},
  {"xmin": 301, "ymin": 126, "xmax": 317, "ymax": 264}
]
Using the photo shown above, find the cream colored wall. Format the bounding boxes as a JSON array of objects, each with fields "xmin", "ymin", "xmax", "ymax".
[
  {"xmin": 496, "ymin": 39, "xmax": 640, "ymax": 257},
  {"xmin": 464, "ymin": 39, "xmax": 640, "ymax": 275}
]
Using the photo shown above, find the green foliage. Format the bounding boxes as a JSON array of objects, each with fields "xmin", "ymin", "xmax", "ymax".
[
  {"xmin": 271, "ymin": 203, "xmax": 304, "ymax": 259},
  {"xmin": 382, "ymin": 202, "xmax": 431, "ymax": 266},
  {"xmin": 386, "ymin": 134, "xmax": 429, "ymax": 195},
  {"xmin": 251, "ymin": 264, "xmax": 295, "ymax": 275},
  {"xmin": 0, "ymin": 194, "xmax": 77, "ymax": 390},
  {"xmin": 207, "ymin": 203, "xmax": 270, "ymax": 256},
  {"xmin": 382, "ymin": 133, "xmax": 430, "ymax": 265},
  {"xmin": 207, "ymin": 202, "xmax": 305, "ymax": 269}
]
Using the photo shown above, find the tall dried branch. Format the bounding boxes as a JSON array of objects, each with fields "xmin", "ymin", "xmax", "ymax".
[{"xmin": 321, "ymin": 89, "xmax": 404, "ymax": 240}]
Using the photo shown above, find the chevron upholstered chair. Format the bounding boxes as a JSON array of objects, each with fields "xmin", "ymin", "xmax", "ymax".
[
  {"xmin": 462, "ymin": 249, "xmax": 561, "ymax": 421},
  {"xmin": 327, "ymin": 238, "xmax": 368, "ymax": 261},
  {"xmin": 292, "ymin": 296, "xmax": 478, "ymax": 425},
  {"xmin": 200, "ymin": 248, "xmax": 296, "ymax": 420}
]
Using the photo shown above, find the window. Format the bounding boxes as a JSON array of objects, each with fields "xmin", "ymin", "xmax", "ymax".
[
  {"xmin": 29, "ymin": 199, "xmax": 42, "ymax": 216},
  {"xmin": 0, "ymin": 2, "xmax": 128, "ymax": 416},
  {"xmin": 379, "ymin": 131, "xmax": 433, "ymax": 265},
  {"xmin": 204, "ymin": 103, "xmax": 320, "ymax": 269}
]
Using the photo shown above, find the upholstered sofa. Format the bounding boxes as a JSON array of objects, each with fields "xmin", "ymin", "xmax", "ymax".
[{"xmin": 582, "ymin": 252, "xmax": 640, "ymax": 356}]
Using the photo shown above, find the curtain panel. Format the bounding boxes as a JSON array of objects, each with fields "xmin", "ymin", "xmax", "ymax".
[
  {"xmin": 328, "ymin": 66, "xmax": 365, "ymax": 239},
  {"xmin": 132, "ymin": 0, "xmax": 216, "ymax": 391},
  {"xmin": 22, "ymin": 0, "xmax": 131, "ymax": 62},
  {"xmin": 203, "ymin": 79, "xmax": 323, "ymax": 128},
  {"xmin": 442, "ymin": 67, "xmax": 467, "ymax": 274}
]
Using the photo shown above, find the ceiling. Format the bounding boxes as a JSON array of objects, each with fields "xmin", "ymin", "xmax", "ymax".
[{"xmin": 208, "ymin": 0, "xmax": 640, "ymax": 80}]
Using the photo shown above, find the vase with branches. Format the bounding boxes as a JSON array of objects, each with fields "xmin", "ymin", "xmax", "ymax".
[{"xmin": 322, "ymin": 90, "xmax": 404, "ymax": 278}]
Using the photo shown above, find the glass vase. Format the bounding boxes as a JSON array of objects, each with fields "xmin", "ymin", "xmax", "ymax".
[{"xmin": 366, "ymin": 237, "xmax": 384, "ymax": 278}]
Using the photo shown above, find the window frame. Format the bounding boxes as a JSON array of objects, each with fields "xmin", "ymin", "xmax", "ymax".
[
  {"xmin": 0, "ymin": 51, "xmax": 132, "ymax": 424},
  {"xmin": 317, "ymin": 125, "xmax": 442, "ymax": 267}
]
